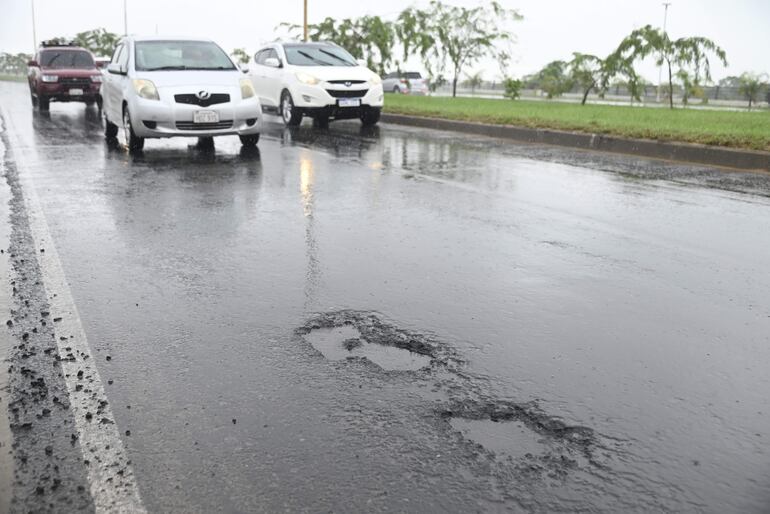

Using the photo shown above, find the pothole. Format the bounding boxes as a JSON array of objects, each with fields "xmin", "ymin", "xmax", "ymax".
[
  {"xmin": 450, "ymin": 418, "xmax": 547, "ymax": 459},
  {"xmin": 303, "ymin": 325, "xmax": 433, "ymax": 371}
]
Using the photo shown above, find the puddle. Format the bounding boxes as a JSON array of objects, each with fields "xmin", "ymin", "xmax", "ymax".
[
  {"xmin": 450, "ymin": 418, "xmax": 547, "ymax": 459},
  {"xmin": 304, "ymin": 325, "xmax": 433, "ymax": 371}
]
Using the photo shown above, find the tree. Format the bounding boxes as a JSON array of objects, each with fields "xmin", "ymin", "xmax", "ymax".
[
  {"xmin": 0, "ymin": 52, "xmax": 32, "ymax": 75},
  {"xmin": 502, "ymin": 78, "xmax": 522, "ymax": 100},
  {"xmin": 738, "ymin": 72, "xmax": 768, "ymax": 110},
  {"xmin": 616, "ymin": 25, "xmax": 727, "ymax": 109},
  {"xmin": 73, "ymin": 28, "xmax": 120, "ymax": 57},
  {"xmin": 230, "ymin": 48, "xmax": 250, "ymax": 65},
  {"xmin": 463, "ymin": 71, "xmax": 483, "ymax": 95},
  {"xmin": 396, "ymin": 1, "xmax": 522, "ymax": 98},
  {"xmin": 534, "ymin": 60, "xmax": 572, "ymax": 99}
]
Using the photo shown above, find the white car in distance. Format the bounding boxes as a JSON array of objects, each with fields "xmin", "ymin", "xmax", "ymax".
[
  {"xmin": 102, "ymin": 36, "xmax": 261, "ymax": 152},
  {"xmin": 248, "ymin": 42, "xmax": 383, "ymax": 127}
]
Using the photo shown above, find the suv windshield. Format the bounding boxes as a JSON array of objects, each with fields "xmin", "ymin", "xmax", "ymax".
[
  {"xmin": 284, "ymin": 45, "xmax": 357, "ymax": 67},
  {"xmin": 134, "ymin": 40, "xmax": 236, "ymax": 71},
  {"xmin": 40, "ymin": 50, "xmax": 94, "ymax": 69}
]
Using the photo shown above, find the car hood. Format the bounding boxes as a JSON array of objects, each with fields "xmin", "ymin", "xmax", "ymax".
[
  {"xmin": 135, "ymin": 70, "xmax": 243, "ymax": 88},
  {"xmin": 291, "ymin": 65, "xmax": 376, "ymax": 82}
]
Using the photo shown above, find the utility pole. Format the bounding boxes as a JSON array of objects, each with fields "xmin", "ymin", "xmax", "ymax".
[
  {"xmin": 656, "ymin": 2, "xmax": 671, "ymax": 103},
  {"xmin": 124, "ymin": 0, "xmax": 128, "ymax": 36},
  {"xmin": 303, "ymin": 0, "xmax": 308, "ymax": 42},
  {"xmin": 31, "ymin": 0, "xmax": 37, "ymax": 49}
]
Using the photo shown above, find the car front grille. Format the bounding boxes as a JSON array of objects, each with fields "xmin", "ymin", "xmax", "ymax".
[
  {"xmin": 59, "ymin": 77, "xmax": 91, "ymax": 88},
  {"xmin": 326, "ymin": 89, "xmax": 368, "ymax": 98},
  {"xmin": 327, "ymin": 80, "xmax": 366, "ymax": 85},
  {"xmin": 174, "ymin": 93, "xmax": 230, "ymax": 107},
  {"xmin": 175, "ymin": 120, "xmax": 233, "ymax": 131}
]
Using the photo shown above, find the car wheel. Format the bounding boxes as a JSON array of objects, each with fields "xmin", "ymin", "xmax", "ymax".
[
  {"xmin": 122, "ymin": 107, "xmax": 144, "ymax": 152},
  {"xmin": 280, "ymin": 91, "xmax": 302, "ymax": 127},
  {"xmin": 239, "ymin": 134, "xmax": 260, "ymax": 146},
  {"xmin": 360, "ymin": 107, "xmax": 381, "ymax": 127},
  {"xmin": 393, "ymin": 86, "xmax": 400, "ymax": 94},
  {"xmin": 104, "ymin": 115, "xmax": 119, "ymax": 138},
  {"xmin": 38, "ymin": 95, "xmax": 50, "ymax": 111},
  {"xmin": 96, "ymin": 95, "xmax": 103, "ymax": 111},
  {"xmin": 196, "ymin": 137, "xmax": 215, "ymax": 150},
  {"xmin": 30, "ymin": 89, "xmax": 38, "ymax": 107}
]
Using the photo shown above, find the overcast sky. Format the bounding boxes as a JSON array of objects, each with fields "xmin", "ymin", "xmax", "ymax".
[{"xmin": 1, "ymin": 0, "xmax": 768, "ymax": 81}]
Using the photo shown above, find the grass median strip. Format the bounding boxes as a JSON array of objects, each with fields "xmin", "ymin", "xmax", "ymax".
[{"xmin": 383, "ymin": 95, "xmax": 770, "ymax": 152}]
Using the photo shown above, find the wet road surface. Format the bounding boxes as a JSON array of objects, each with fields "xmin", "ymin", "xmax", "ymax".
[{"xmin": 1, "ymin": 81, "xmax": 769, "ymax": 512}]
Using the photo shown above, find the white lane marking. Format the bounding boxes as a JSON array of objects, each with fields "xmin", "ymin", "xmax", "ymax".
[{"xmin": 0, "ymin": 108, "xmax": 147, "ymax": 513}]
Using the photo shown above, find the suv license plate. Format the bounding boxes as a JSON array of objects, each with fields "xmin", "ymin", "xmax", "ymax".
[
  {"xmin": 68, "ymin": 88, "xmax": 84, "ymax": 96},
  {"xmin": 193, "ymin": 110, "xmax": 219, "ymax": 123},
  {"xmin": 338, "ymin": 98, "xmax": 361, "ymax": 108}
]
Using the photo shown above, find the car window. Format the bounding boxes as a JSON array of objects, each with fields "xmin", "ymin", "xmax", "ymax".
[
  {"xmin": 116, "ymin": 44, "xmax": 129, "ymax": 68},
  {"xmin": 254, "ymin": 50, "xmax": 268, "ymax": 65},
  {"xmin": 405, "ymin": 72, "xmax": 422, "ymax": 79},
  {"xmin": 40, "ymin": 50, "xmax": 95, "ymax": 69},
  {"xmin": 134, "ymin": 40, "xmax": 236, "ymax": 71},
  {"xmin": 111, "ymin": 44, "xmax": 124, "ymax": 65},
  {"xmin": 267, "ymin": 49, "xmax": 280, "ymax": 63},
  {"xmin": 283, "ymin": 44, "xmax": 357, "ymax": 67}
]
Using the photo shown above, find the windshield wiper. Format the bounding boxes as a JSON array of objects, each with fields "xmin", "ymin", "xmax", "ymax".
[
  {"xmin": 144, "ymin": 65, "xmax": 189, "ymax": 71},
  {"xmin": 297, "ymin": 51, "xmax": 333, "ymax": 66},
  {"xmin": 318, "ymin": 49, "xmax": 355, "ymax": 66},
  {"xmin": 182, "ymin": 66, "xmax": 233, "ymax": 71}
]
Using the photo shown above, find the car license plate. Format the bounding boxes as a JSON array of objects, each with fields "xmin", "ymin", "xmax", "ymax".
[
  {"xmin": 68, "ymin": 88, "xmax": 84, "ymax": 96},
  {"xmin": 193, "ymin": 110, "xmax": 219, "ymax": 123},
  {"xmin": 338, "ymin": 98, "xmax": 361, "ymax": 108}
]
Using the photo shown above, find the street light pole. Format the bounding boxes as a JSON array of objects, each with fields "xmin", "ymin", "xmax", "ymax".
[
  {"xmin": 656, "ymin": 2, "xmax": 671, "ymax": 103},
  {"xmin": 31, "ymin": 0, "xmax": 37, "ymax": 49},
  {"xmin": 303, "ymin": 0, "xmax": 308, "ymax": 42},
  {"xmin": 124, "ymin": 0, "xmax": 128, "ymax": 36}
]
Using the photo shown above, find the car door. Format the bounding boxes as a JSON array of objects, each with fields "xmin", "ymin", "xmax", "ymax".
[
  {"xmin": 249, "ymin": 49, "xmax": 269, "ymax": 106},
  {"xmin": 104, "ymin": 43, "xmax": 126, "ymax": 122},
  {"xmin": 261, "ymin": 48, "xmax": 284, "ymax": 107}
]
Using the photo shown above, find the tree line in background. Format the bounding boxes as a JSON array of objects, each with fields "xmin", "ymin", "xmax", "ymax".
[{"xmin": 1, "ymin": 19, "xmax": 768, "ymax": 110}]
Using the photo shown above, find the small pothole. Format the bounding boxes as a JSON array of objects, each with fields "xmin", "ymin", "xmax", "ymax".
[
  {"xmin": 303, "ymin": 325, "xmax": 433, "ymax": 371},
  {"xmin": 450, "ymin": 418, "xmax": 548, "ymax": 459}
]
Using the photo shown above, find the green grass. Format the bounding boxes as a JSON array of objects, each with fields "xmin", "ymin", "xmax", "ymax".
[
  {"xmin": 383, "ymin": 94, "xmax": 770, "ymax": 152},
  {"xmin": 0, "ymin": 74, "xmax": 27, "ymax": 83}
]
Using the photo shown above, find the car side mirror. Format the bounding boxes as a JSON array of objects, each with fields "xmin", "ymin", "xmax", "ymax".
[
  {"xmin": 264, "ymin": 57, "xmax": 281, "ymax": 68},
  {"xmin": 27, "ymin": 60, "xmax": 38, "ymax": 67},
  {"xmin": 95, "ymin": 61, "xmax": 106, "ymax": 69},
  {"xmin": 356, "ymin": 59, "xmax": 367, "ymax": 67},
  {"xmin": 107, "ymin": 63, "xmax": 126, "ymax": 75}
]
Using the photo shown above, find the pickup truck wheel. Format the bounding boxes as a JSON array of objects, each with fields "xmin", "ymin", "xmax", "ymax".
[
  {"xmin": 30, "ymin": 90, "xmax": 38, "ymax": 107},
  {"xmin": 122, "ymin": 108, "xmax": 144, "ymax": 152},
  {"xmin": 38, "ymin": 95, "xmax": 49, "ymax": 111},
  {"xmin": 239, "ymin": 134, "xmax": 260, "ymax": 146},
  {"xmin": 280, "ymin": 91, "xmax": 302, "ymax": 127}
]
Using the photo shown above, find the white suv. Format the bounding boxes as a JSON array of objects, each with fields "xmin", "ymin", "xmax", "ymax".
[
  {"xmin": 248, "ymin": 41, "xmax": 383, "ymax": 127},
  {"xmin": 102, "ymin": 36, "xmax": 262, "ymax": 152}
]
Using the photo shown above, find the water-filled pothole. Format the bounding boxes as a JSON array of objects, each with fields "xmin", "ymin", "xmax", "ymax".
[
  {"xmin": 450, "ymin": 418, "xmax": 547, "ymax": 459},
  {"xmin": 304, "ymin": 325, "xmax": 433, "ymax": 371}
]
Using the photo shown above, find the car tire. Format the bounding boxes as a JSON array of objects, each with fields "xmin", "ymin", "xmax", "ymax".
[
  {"xmin": 96, "ymin": 95, "xmax": 103, "ymax": 111},
  {"xmin": 30, "ymin": 90, "xmax": 38, "ymax": 107},
  {"xmin": 313, "ymin": 115, "xmax": 329, "ymax": 129},
  {"xmin": 122, "ymin": 107, "xmax": 144, "ymax": 152},
  {"xmin": 38, "ymin": 95, "xmax": 50, "ymax": 111},
  {"xmin": 393, "ymin": 86, "xmax": 400, "ymax": 94},
  {"xmin": 196, "ymin": 137, "xmax": 215, "ymax": 150},
  {"xmin": 280, "ymin": 90, "xmax": 302, "ymax": 127},
  {"xmin": 360, "ymin": 107, "xmax": 381, "ymax": 127},
  {"xmin": 239, "ymin": 134, "xmax": 260, "ymax": 146}
]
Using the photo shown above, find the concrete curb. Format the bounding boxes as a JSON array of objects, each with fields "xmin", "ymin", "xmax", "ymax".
[{"xmin": 381, "ymin": 113, "xmax": 770, "ymax": 172}]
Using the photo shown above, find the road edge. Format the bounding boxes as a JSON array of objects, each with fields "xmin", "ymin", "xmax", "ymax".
[{"xmin": 380, "ymin": 113, "xmax": 770, "ymax": 172}]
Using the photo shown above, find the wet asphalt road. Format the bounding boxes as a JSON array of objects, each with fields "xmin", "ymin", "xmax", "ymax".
[{"xmin": 1, "ymin": 80, "xmax": 769, "ymax": 513}]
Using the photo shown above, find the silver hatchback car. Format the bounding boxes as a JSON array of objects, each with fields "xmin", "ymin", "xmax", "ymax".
[{"xmin": 382, "ymin": 72, "xmax": 429, "ymax": 95}]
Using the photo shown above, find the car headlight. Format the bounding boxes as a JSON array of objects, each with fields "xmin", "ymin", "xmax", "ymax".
[
  {"xmin": 240, "ymin": 78, "xmax": 255, "ymax": 99},
  {"xmin": 41, "ymin": 75, "xmax": 58, "ymax": 83},
  {"xmin": 369, "ymin": 74, "xmax": 382, "ymax": 85},
  {"xmin": 132, "ymin": 79, "xmax": 159, "ymax": 101},
  {"xmin": 90, "ymin": 75, "xmax": 103, "ymax": 83},
  {"xmin": 296, "ymin": 72, "xmax": 320, "ymax": 85}
]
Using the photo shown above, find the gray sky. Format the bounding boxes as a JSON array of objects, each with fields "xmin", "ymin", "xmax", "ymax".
[{"xmin": 1, "ymin": 0, "xmax": 768, "ymax": 81}]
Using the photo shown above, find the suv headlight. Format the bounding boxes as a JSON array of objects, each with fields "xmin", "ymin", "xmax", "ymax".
[
  {"xmin": 41, "ymin": 75, "xmax": 58, "ymax": 83},
  {"xmin": 90, "ymin": 75, "xmax": 103, "ymax": 83},
  {"xmin": 132, "ymin": 79, "xmax": 159, "ymax": 101},
  {"xmin": 296, "ymin": 72, "xmax": 320, "ymax": 85},
  {"xmin": 369, "ymin": 74, "xmax": 382, "ymax": 85},
  {"xmin": 240, "ymin": 78, "xmax": 255, "ymax": 99}
]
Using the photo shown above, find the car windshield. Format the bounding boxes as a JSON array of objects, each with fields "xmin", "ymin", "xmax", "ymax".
[
  {"xmin": 134, "ymin": 40, "xmax": 236, "ymax": 71},
  {"xmin": 284, "ymin": 45, "xmax": 357, "ymax": 67},
  {"xmin": 405, "ymin": 72, "xmax": 422, "ymax": 79},
  {"xmin": 40, "ymin": 50, "xmax": 94, "ymax": 69}
]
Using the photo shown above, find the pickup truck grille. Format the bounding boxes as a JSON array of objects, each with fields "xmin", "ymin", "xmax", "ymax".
[
  {"xmin": 326, "ymin": 89, "xmax": 368, "ymax": 98},
  {"xmin": 174, "ymin": 93, "xmax": 230, "ymax": 107},
  {"xmin": 175, "ymin": 120, "xmax": 233, "ymax": 131}
]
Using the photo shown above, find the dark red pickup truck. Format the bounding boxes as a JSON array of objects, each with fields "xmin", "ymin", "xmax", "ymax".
[{"xmin": 27, "ymin": 43, "xmax": 103, "ymax": 111}]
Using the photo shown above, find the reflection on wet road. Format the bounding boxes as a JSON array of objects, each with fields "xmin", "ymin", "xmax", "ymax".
[{"xmin": 1, "ymin": 81, "xmax": 769, "ymax": 512}]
